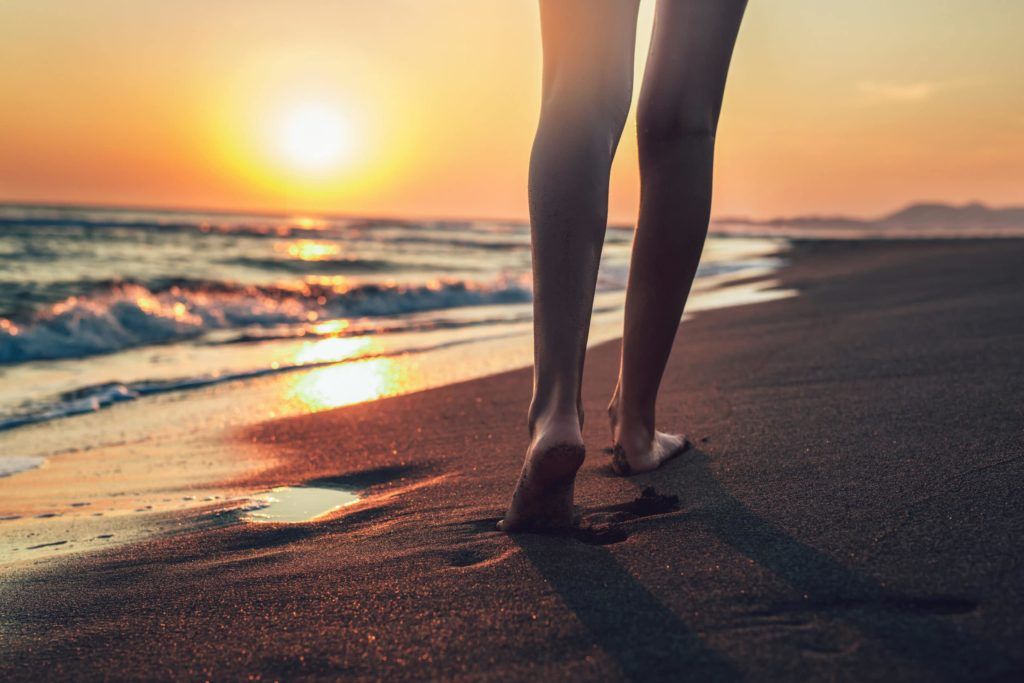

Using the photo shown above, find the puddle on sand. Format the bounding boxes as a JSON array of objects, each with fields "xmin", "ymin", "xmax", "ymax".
[{"xmin": 242, "ymin": 485, "xmax": 361, "ymax": 524}]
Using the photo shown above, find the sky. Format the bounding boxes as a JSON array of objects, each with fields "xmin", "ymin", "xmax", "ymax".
[{"xmin": 0, "ymin": 0, "xmax": 1021, "ymax": 222}]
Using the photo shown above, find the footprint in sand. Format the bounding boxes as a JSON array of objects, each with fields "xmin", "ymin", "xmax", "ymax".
[
  {"xmin": 445, "ymin": 546, "xmax": 518, "ymax": 569},
  {"xmin": 449, "ymin": 549, "xmax": 487, "ymax": 567},
  {"xmin": 467, "ymin": 487, "xmax": 682, "ymax": 546}
]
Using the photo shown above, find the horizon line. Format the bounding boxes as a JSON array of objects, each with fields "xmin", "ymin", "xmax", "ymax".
[{"xmin": 0, "ymin": 196, "xmax": 1017, "ymax": 227}]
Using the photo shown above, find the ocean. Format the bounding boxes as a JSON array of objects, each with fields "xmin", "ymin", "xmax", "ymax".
[
  {"xmin": 0, "ymin": 204, "xmax": 788, "ymax": 436},
  {"xmin": 0, "ymin": 203, "xmax": 792, "ymax": 561}
]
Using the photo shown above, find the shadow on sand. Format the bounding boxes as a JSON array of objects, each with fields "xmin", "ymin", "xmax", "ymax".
[{"xmin": 513, "ymin": 450, "xmax": 1020, "ymax": 682}]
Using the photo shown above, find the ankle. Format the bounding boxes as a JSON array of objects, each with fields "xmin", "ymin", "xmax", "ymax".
[
  {"xmin": 529, "ymin": 393, "xmax": 582, "ymax": 432},
  {"xmin": 608, "ymin": 400, "xmax": 655, "ymax": 440}
]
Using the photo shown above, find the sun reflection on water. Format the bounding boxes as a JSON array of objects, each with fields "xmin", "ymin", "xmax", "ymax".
[
  {"xmin": 294, "ymin": 336, "xmax": 371, "ymax": 365},
  {"xmin": 275, "ymin": 239, "xmax": 342, "ymax": 261},
  {"xmin": 284, "ymin": 335, "xmax": 409, "ymax": 410},
  {"xmin": 287, "ymin": 357, "xmax": 406, "ymax": 411},
  {"xmin": 310, "ymin": 319, "xmax": 352, "ymax": 336},
  {"xmin": 292, "ymin": 217, "xmax": 328, "ymax": 231}
]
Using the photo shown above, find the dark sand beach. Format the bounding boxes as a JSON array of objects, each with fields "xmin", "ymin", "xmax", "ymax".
[{"xmin": 2, "ymin": 238, "xmax": 1022, "ymax": 681}]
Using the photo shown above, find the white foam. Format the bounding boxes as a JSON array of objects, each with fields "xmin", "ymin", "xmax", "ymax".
[
  {"xmin": 0, "ymin": 456, "xmax": 45, "ymax": 477},
  {"xmin": 0, "ymin": 278, "xmax": 532, "ymax": 364}
]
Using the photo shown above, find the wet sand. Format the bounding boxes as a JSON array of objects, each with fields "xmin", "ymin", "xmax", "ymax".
[
  {"xmin": 2, "ymin": 239, "xmax": 1023, "ymax": 681},
  {"xmin": 0, "ymin": 238, "xmax": 792, "ymax": 565}
]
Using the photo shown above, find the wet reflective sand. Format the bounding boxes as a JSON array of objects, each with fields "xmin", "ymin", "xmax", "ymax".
[
  {"xmin": 243, "ymin": 485, "xmax": 361, "ymax": 523},
  {"xmin": 0, "ymin": 237, "xmax": 794, "ymax": 566}
]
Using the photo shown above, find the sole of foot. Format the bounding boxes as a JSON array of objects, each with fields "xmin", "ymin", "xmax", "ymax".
[
  {"xmin": 610, "ymin": 432, "xmax": 691, "ymax": 476},
  {"xmin": 498, "ymin": 442, "xmax": 586, "ymax": 533}
]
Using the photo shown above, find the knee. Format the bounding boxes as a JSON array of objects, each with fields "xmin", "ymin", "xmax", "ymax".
[
  {"xmin": 636, "ymin": 101, "xmax": 718, "ymax": 157},
  {"xmin": 541, "ymin": 77, "xmax": 633, "ymax": 145}
]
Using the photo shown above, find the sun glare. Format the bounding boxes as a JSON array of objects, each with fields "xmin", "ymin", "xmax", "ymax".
[
  {"xmin": 278, "ymin": 102, "xmax": 350, "ymax": 172},
  {"xmin": 275, "ymin": 239, "xmax": 342, "ymax": 261}
]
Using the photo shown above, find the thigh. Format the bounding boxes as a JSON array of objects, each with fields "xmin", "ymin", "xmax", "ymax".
[
  {"xmin": 538, "ymin": 0, "xmax": 642, "ymax": 104},
  {"xmin": 639, "ymin": 0, "xmax": 748, "ymax": 128}
]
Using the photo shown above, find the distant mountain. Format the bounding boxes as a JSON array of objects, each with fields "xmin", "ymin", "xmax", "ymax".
[{"xmin": 715, "ymin": 202, "xmax": 1024, "ymax": 233}]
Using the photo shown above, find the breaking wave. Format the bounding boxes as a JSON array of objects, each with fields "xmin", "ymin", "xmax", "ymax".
[
  {"xmin": 0, "ymin": 332, "xmax": 520, "ymax": 433},
  {"xmin": 0, "ymin": 277, "xmax": 531, "ymax": 364}
]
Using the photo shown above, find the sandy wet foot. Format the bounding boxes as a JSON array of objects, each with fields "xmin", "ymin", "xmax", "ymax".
[
  {"xmin": 609, "ymin": 432, "xmax": 692, "ymax": 476},
  {"xmin": 607, "ymin": 395, "xmax": 692, "ymax": 475},
  {"xmin": 498, "ymin": 412, "xmax": 585, "ymax": 532},
  {"xmin": 497, "ymin": 443, "xmax": 585, "ymax": 532}
]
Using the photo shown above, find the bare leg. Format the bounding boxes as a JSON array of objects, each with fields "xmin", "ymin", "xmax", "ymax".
[
  {"xmin": 610, "ymin": 0, "xmax": 748, "ymax": 475},
  {"xmin": 499, "ymin": 0, "xmax": 640, "ymax": 531}
]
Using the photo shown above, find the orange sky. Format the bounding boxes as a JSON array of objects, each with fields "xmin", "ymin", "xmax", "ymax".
[{"xmin": 1, "ymin": 0, "xmax": 1021, "ymax": 222}]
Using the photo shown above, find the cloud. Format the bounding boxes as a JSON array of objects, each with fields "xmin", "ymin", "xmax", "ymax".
[
  {"xmin": 858, "ymin": 80, "xmax": 937, "ymax": 102},
  {"xmin": 856, "ymin": 77, "xmax": 985, "ymax": 103}
]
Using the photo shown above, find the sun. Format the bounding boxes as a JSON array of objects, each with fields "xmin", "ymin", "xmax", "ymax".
[{"xmin": 278, "ymin": 102, "xmax": 351, "ymax": 172}]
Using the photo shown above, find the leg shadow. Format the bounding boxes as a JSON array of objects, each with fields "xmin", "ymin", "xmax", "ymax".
[
  {"xmin": 678, "ymin": 450, "xmax": 1021, "ymax": 680},
  {"xmin": 513, "ymin": 533, "xmax": 740, "ymax": 682},
  {"xmin": 513, "ymin": 450, "xmax": 1020, "ymax": 680}
]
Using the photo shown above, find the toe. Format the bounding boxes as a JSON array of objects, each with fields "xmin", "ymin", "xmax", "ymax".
[{"xmin": 655, "ymin": 433, "xmax": 691, "ymax": 467}]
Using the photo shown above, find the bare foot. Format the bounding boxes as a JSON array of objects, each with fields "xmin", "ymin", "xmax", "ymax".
[
  {"xmin": 607, "ymin": 395, "xmax": 691, "ymax": 476},
  {"xmin": 498, "ymin": 414, "xmax": 585, "ymax": 532},
  {"xmin": 610, "ymin": 431, "xmax": 690, "ymax": 476}
]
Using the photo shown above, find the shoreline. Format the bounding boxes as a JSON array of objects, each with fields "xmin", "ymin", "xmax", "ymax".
[
  {"xmin": 0, "ymin": 237, "xmax": 791, "ymax": 567},
  {"xmin": 2, "ymin": 238, "xmax": 1023, "ymax": 680}
]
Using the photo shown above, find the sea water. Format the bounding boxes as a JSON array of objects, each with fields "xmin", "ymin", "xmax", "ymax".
[
  {"xmin": 0, "ymin": 204, "xmax": 793, "ymax": 562},
  {"xmin": 0, "ymin": 204, "xmax": 788, "ymax": 435}
]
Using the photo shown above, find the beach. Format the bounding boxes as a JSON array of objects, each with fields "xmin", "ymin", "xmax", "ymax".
[
  {"xmin": 1, "ymin": 237, "xmax": 1022, "ymax": 681},
  {"xmin": 0, "ymin": 206, "xmax": 791, "ymax": 563}
]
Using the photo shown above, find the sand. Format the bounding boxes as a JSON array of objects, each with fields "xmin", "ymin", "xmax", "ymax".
[
  {"xmin": 1, "ymin": 238, "xmax": 1022, "ymax": 681},
  {"xmin": 0, "ymin": 237, "xmax": 793, "ymax": 566}
]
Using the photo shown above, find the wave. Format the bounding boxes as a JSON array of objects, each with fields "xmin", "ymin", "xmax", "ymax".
[
  {"xmin": 385, "ymin": 235, "xmax": 529, "ymax": 251},
  {"xmin": 221, "ymin": 256, "xmax": 406, "ymax": 274},
  {"xmin": 0, "ymin": 277, "xmax": 531, "ymax": 364},
  {"xmin": 0, "ymin": 256, "xmax": 772, "ymax": 362},
  {"xmin": 209, "ymin": 309, "xmax": 536, "ymax": 346},
  {"xmin": 0, "ymin": 334, "xmax": 517, "ymax": 433},
  {"xmin": 0, "ymin": 205, "xmax": 532, "ymax": 242},
  {"xmin": 0, "ymin": 207, "xmax": 337, "ymax": 240}
]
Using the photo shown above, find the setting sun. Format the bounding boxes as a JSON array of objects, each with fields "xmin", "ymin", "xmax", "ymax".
[{"xmin": 278, "ymin": 102, "xmax": 351, "ymax": 172}]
